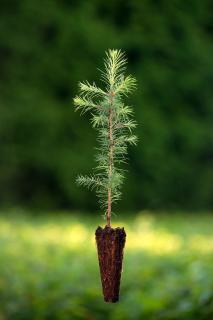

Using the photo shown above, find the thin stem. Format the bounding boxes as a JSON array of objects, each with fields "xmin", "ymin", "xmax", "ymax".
[{"xmin": 106, "ymin": 92, "xmax": 114, "ymax": 227}]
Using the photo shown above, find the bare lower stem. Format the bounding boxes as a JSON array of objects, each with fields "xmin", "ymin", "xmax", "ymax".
[
  {"xmin": 107, "ymin": 187, "xmax": 111, "ymax": 227},
  {"xmin": 106, "ymin": 93, "xmax": 114, "ymax": 227}
]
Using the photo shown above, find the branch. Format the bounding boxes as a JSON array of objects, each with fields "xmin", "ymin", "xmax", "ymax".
[
  {"xmin": 73, "ymin": 96, "xmax": 98, "ymax": 114},
  {"xmin": 79, "ymin": 81, "xmax": 106, "ymax": 98},
  {"xmin": 115, "ymin": 75, "xmax": 137, "ymax": 96}
]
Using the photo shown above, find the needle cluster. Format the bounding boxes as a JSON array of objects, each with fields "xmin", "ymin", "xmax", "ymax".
[{"xmin": 74, "ymin": 49, "xmax": 137, "ymax": 225}]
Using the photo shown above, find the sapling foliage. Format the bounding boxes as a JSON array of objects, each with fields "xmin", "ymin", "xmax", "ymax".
[{"xmin": 74, "ymin": 49, "xmax": 137, "ymax": 226}]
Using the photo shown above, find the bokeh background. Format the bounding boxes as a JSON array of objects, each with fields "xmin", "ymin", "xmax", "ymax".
[{"xmin": 0, "ymin": 0, "xmax": 212, "ymax": 319}]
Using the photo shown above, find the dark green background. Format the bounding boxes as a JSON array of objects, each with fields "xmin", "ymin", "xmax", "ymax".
[{"xmin": 0, "ymin": 0, "xmax": 212, "ymax": 211}]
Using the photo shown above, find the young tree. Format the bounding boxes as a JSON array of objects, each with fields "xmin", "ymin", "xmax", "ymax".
[
  {"xmin": 74, "ymin": 49, "xmax": 137, "ymax": 226},
  {"xmin": 74, "ymin": 49, "xmax": 137, "ymax": 302}
]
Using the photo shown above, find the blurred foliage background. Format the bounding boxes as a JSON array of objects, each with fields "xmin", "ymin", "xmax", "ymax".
[
  {"xmin": 0, "ymin": 0, "xmax": 212, "ymax": 211},
  {"xmin": 0, "ymin": 210, "xmax": 213, "ymax": 320},
  {"xmin": 0, "ymin": 1, "xmax": 213, "ymax": 319}
]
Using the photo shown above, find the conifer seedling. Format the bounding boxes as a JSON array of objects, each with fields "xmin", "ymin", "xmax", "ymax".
[{"xmin": 74, "ymin": 49, "xmax": 137, "ymax": 302}]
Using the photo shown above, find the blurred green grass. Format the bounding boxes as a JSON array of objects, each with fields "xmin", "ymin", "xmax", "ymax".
[{"xmin": 0, "ymin": 210, "xmax": 212, "ymax": 320}]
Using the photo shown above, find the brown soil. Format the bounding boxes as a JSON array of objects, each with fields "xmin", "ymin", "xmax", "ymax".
[{"xmin": 95, "ymin": 226, "xmax": 126, "ymax": 303}]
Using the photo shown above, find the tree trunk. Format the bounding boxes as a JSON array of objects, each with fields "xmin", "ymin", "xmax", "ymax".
[{"xmin": 95, "ymin": 226, "xmax": 126, "ymax": 302}]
